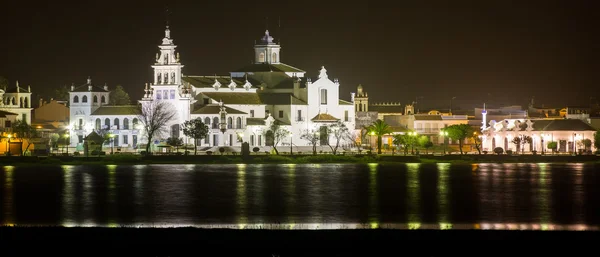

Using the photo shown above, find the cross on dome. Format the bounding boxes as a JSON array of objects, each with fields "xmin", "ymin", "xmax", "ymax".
[{"xmin": 261, "ymin": 30, "xmax": 274, "ymax": 44}]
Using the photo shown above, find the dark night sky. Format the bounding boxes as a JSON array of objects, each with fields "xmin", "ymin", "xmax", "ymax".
[{"xmin": 0, "ymin": 1, "xmax": 597, "ymax": 109}]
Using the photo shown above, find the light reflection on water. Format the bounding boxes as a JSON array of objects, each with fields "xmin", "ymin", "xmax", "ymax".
[{"xmin": 2, "ymin": 162, "xmax": 600, "ymax": 231}]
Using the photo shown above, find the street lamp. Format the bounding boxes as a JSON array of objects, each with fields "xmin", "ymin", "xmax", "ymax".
[
  {"xmin": 64, "ymin": 133, "xmax": 70, "ymax": 155},
  {"xmin": 439, "ymin": 130, "xmax": 448, "ymax": 154},
  {"xmin": 289, "ymin": 133, "xmax": 293, "ymax": 155},
  {"xmin": 109, "ymin": 133, "xmax": 115, "ymax": 154},
  {"xmin": 6, "ymin": 134, "xmax": 11, "ymax": 156}
]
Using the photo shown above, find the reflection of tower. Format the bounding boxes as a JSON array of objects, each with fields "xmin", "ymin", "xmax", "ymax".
[
  {"xmin": 481, "ymin": 103, "xmax": 487, "ymax": 131},
  {"xmin": 354, "ymin": 84, "xmax": 368, "ymax": 112}
]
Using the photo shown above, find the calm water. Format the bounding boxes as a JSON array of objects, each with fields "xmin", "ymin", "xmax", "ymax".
[{"xmin": 1, "ymin": 163, "xmax": 599, "ymax": 230}]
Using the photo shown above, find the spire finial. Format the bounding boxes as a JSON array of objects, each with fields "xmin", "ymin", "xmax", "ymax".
[{"xmin": 87, "ymin": 76, "xmax": 91, "ymax": 84}]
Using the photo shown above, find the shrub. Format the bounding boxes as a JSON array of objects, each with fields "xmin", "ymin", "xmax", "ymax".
[{"xmin": 493, "ymin": 147, "xmax": 503, "ymax": 155}]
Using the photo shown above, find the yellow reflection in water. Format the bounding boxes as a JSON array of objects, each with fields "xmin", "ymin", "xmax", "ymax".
[
  {"xmin": 60, "ymin": 165, "xmax": 75, "ymax": 227},
  {"xmin": 236, "ymin": 164, "xmax": 247, "ymax": 226},
  {"xmin": 134, "ymin": 165, "xmax": 144, "ymax": 205},
  {"xmin": 437, "ymin": 163, "xmax": 450, "ymax": 224},
  {"xmin": 537, "ymin": 163, "xmax": 551, "ymax": 223},
  {"xmin": 406, "ymin": 163, "xmax": 420, "ymax": 224},
  {"xmin": 368, "ymin": 163, "xmax": 379, "ymax": 225},
  {"xmin": 3, "ymin": 166, "xmax": 14, "ymax": 226},
  {"xmin": 82, "ymin": 172, "xmax": 95, "ymax": 225}
]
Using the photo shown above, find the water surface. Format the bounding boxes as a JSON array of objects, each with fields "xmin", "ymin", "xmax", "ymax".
[{"xmin": 2, "ymin": 163, "xmax": 598, "ymax": 230}]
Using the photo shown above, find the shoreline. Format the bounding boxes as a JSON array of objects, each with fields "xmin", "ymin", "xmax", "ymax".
[{"xmin": 1, "ymin": 154, "xmax": 600, "ymax": 166}]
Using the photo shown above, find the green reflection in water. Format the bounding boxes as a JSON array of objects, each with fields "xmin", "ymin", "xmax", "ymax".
[
  {"xmin": 437, "ymin": 163, "xmax": 450, "ymax": 225},
  {"xmin": 286, "ymin": 164, "xmax": 296, "ymax": 224},
  {"xmin": 107, "ymin": 165, "xmax": 117, "ymax": 227},
  {"xmin": 3, "ymin": 166, "xmax": 14, "ymax": 226},
  {"xmin": 60, "ymin": 165, "xmax": 75, "ymax": 227},
  {"xmin": 406, "ymin": 163, "xmax": 420, "ymax": 224},
  {"xmin": 236, "ymin": 164, "xmax": 247, "ymax": 227},
  {"xmin": 368, "ymin": 163, "xmax": 379, "ymax": 227}
]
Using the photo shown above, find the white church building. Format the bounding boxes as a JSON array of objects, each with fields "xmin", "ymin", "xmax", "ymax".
[{"xmin": 68, "ymin": 26, "xmax": 355, "ymax": 152}]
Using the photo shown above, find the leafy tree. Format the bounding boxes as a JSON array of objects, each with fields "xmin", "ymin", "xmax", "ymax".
[
  {"xmin": 547, "ymin": 141, "xmax": 558, "ymax": 153},
  {"xmin": 393, "ymin": 134, "xmax": 410, "ymax": 155},
  {"xmin": 472, "ymin": 131, "xmax": 482, "ymax": 154},
  {"xmin": 138, "ymin": 101, "xmax": 177, "ymax": 154},
  {"xmin": 418, "ymin": 136, "xmax": 434, "ymax": 154},
  {"xmin": 264, "ymin": 120, "xmax": 289, "ymax": 155},
  {"xmin": 181, "ymin": 118, "xmax": 209, "ymax": 155},
  {"xmin": 109, "ymin": 85, "xmax": 131, "ymax": 105},
  {"xmin": 12, "ymin": 120, "xmax": 38, "ymax": 155},
  {"xmin": 444, "ymin": 124, "xmax": 474, "ymax": 154},
  {"xmin": 582, "ymin": 139, "xmax": 592, "ymax": 152},
  {"xmin": 300, "ymin": 129, "xmax": 320, "ymax": 155},
  {"xmin": 368, "ymin": 119, "xmax": 392, "ymax": 154},
  {"xmin": 50, "ymin": 134, "xmax": 59, "ymax": 153},
  {"xmin": 54, "ymin": 85, "xmax": 70, "ymax": 102},
  {"xmin": 0, "ymin": 76, "xmax": 9, "ymax": 90},
  {"xmin": 166, "ymin": 137, "xmax": 183, "ymax": 153},
  {"xmin": 327, "ymin": 120, "xmax": 349, "ymax": 155}
]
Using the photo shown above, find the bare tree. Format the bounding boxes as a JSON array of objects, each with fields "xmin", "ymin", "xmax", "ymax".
[
  {"xmin": 300, "ymin": 129, "xmax": 320, "ymax": 155},
  {"xmin": 328, "ymin": 120, "xmax": 349, "ymax": 155},
  {"xmin": 12, "ymin": 120, "xmax": 38, "ymax": 155},
  {"xmin": 137, "ymin": 101, "xmax": 177, "ymax": 154},
  {"xmin": 264, "ymin": 120, "xmax": 289, "ymax": 155}
]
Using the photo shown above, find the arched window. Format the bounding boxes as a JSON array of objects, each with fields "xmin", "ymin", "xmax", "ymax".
[
  {"xmin": 104, "ymin": 118, "xmax": 110, "ymax": 129},
  {"xmin": 227, "ymin": 117, "xmax": 233, "ymax": 129},
  {"xmin": 73, "ymin": 95, "xmax": 79, "ymax": 103},
  {"xmin": 320, "ymin": 89, "xmax": 327, "ymax": 104},
  {"xmin": 123, "ymin": 118, "xmax": 129, "ymax": 129},
  {"xmin": 212, "ymin": 117, "xmax": 219, "ymax": 129},
  {"xmin": 82, "ymin": 95, "xmax": 88, "ymax": 103},
  {"xmin": 236, "ymin": 117, "xmax": 242, "ymax": 129},
  {"xmin": 132, "ymin": 118, "xmax": 139, "ymax": 128},
  {"xmin": 101, "ymin": 95, "xmax": 106, "ymax": 103},
  {"xmin": 114, "ymin": 118, "xmax": 120, "ymax": 129},
  {"xmin": 204, "ymin": 117, "xmax": 210, "ymax": 125},
  {"xmin": 157, "ymin": 73, "xmax": 162, "ymax": 84},
  {"xmin": 272, "ymin": 52, "xmax": 277, "ymax": 63},
  {"xmin": 11, "ymin": 97, "xmax": 15, "ymax": 105},
  {"xmin": 259, "ymin": 52, "xmax": 265, "ymax": 63},
  {"xmin": 163, "ymin": 90, "xmax": 168, "ymax": 99},
  {"xmin": 19, "ymin": 97, "xmax": 23, "ymax": 108},
  {"xmin": 95, "ymin": 118, "xmax": 101, "ymax": 130},
  {"xmin": 93, "ymin": 95, "xmax": 98, "ymax": 103},
  {"xmin": 24, "ymin": 97, "xmax": 28, "ymax": 108}
]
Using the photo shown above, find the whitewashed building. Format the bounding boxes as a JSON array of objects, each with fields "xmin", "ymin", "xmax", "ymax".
[
  {"xmin": 481, "ymin": 118, "xmax": 597, "ymax": 153},
  {"xmin": 0, "ymin": 81, "xmax": 33, "ymax": 125},
  {"xmin": 136, "ymin": 27, "xmax": 355, "ymax": 151},
  {"xmin": 66, "ymin": 26, "xmax": 355, "ymax": 152},
  {"xmin": 67, "ymin": 77, "xmax": 140, "ymax": 150}
]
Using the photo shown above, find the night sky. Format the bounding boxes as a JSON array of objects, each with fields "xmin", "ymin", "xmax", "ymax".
[{"xmin": 1, "ymin": 1, "xmax": 596, "ymax": 109}]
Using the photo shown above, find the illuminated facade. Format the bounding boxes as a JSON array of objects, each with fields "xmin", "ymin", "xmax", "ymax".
[{"xmin": 481, "ymin": 118, "xmax": 597, "ymax": 153}]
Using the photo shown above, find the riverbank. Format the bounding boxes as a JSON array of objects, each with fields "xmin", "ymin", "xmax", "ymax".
[
  {"xmin": 1, "ymin": 154, "xmax": 600, "ymax": 166},
  {"xmin": 1, "ymin": 226, "xmax": 598, "ymax": 254}
]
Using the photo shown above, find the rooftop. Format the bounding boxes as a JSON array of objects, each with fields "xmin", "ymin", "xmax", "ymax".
[{"xmin": 91, "ymin": 105, "xmax": 138, "ymax": 116}]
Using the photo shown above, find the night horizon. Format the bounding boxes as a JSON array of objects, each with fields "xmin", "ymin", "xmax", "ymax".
[{"xmin": 1, "ymin": 1, "xmax": 597, "ymax": 109}]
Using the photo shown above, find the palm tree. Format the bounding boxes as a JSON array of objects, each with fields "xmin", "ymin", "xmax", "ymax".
[{"xmin": 368, "ymin": 119, "xmax": 392, "ymax": 154}]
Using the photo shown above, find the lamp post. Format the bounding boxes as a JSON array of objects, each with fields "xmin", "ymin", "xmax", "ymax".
[
  {"xmin": 439, "ymin": 130, "xmax": 448, "ymax": 155},
  {"xmin": 369, "ymin": 131, "xmax": 375, "ymax": 152},
  {"xmin": 109, "ymin": 133, "xmax": 114, "ymax": 154},
  {"xmin": 540, "ymin": 134, "xmax": 545, "ymax": 155},
  {"xmin": 7, "ymin": 134, "xmax": 11, "ymax": 156},
  {"xmin": 289, "ymin": 133, "xmax": 293, "ymax": 155},
  {"xmin": 64, "ymin": 133, "xmax": 70, "ymax": 155},
  {"xmin": 450, "ymin": 96, "xmax": 457, "ymax": 115}
]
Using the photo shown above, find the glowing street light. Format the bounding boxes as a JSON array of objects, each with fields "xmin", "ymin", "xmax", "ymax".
[
  {"xmin": 439, "ymin": 130, "xmax": 448, "ymax": 154},
  {"xmin": 6, "ymin": 134, "xmax": 12, "ymax": 156}
]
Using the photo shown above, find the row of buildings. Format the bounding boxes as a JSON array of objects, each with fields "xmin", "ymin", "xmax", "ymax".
[{"xmin": 1, "ymin": 26, "xmax": 599, "ymax": 155}]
